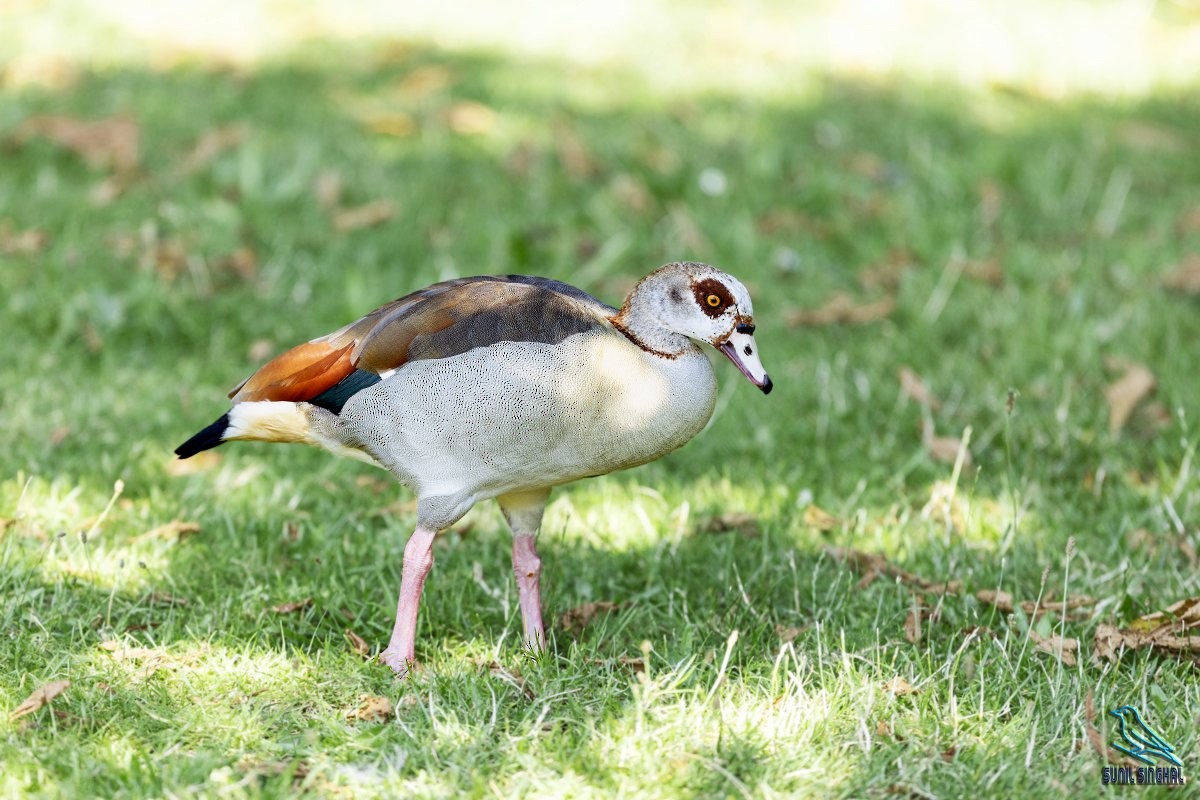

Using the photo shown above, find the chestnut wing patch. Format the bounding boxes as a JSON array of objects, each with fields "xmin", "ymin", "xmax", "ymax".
[{"xmin": 229, "ymin": 276, "xmax": 613, "ymax": 408}]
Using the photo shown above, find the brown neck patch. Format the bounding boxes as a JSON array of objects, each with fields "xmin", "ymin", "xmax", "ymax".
[
  {"xmin": 692, "ymin": 278, "xmax": 733, "ymax": 318},
  {"xmin": 609, "ymin": 314, "xmax": 682, "ymax": 359}
]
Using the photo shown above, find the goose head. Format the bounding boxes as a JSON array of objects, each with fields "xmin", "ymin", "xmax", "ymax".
[{"xmin": 618, "ymin": 262, "xmax": 773, "ymax": 394}]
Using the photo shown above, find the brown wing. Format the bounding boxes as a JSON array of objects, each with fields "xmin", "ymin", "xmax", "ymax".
[{"xmin": 229, "ymin": 275, "xmax": 614, "ymax": 405}]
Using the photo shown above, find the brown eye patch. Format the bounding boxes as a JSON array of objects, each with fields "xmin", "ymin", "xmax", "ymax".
[{"xmin": 692, "ymin": 278, "xmax": 733, "ymax": 318}]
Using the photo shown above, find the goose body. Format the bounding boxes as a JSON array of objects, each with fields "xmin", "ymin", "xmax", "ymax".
[{"xmin": 176, "ymin": 263, "xmax": 771, "ymax": 674}]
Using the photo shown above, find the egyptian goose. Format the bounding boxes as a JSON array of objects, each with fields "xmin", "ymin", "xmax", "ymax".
[{"xmin": 176, "ymin": 262, "xmax": 771, "ymax": 674}]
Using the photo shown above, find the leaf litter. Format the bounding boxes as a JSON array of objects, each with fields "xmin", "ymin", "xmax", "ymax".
[
  {"xmin": 10, "ymin": 680, "xmax": 70, "ymax": 720},
  {"xmin": 1104, "ymin": 359, "xmax": 1156, "ymax": 436},
  {"xmin": 557, "ymin": 601, "xmax": 624, "ymax": 633}
]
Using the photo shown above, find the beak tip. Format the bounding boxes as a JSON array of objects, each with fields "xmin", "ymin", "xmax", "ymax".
[{"xmin": 760, "ymin": 375, "xmax": 773, "ymax": 395}]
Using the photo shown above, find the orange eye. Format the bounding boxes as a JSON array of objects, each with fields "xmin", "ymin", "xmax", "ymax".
[{"xmin": 706, "ymin": 294, "xmax": 722, "ymax": 308}]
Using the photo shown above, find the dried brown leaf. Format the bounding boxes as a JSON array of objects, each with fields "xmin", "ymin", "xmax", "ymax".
[
  {"xmin": 977, "ymin": 180, "xmax": 1004, "ymax": 227},
  {"xmin": 272, "ymin": 598, "xmax": 313, "ymax": 615},
  {"xmin": 175, "ymin": 124, "xmax": 245, "ymax": 177},
  {"xmin": 313, "ymin": 169, "xmax": 343, "ymax": 210},
  {"xmin": 775, "ymin": 624, "xmax": 807, "ymax": 643},
  {"xmin": 1084, "ymin": 689, "xmax": 1144, "ymax": 766},
  {"xmin": 219, "ymin": 246, "xmax": 258, "ymax": 281},
  {"xmin": 898, "ymin": 367, "xmax": 940, "ymax": 410},
  {"xmin": 247, "ymin": 339, "xmax": 275, "ymax": 363},
  {"xmin": 1117, "ymin": 121, "xmax": 1187, "ymax": 153},
  {"xmin": 554, "ymin": 124, "xmax": 597, "ymax": 179},
  {"xmin": 1105, "ymin": 361, "xmax": 1156, "ymax": 436},
  {"xmin": 1177, "ymin": 207, "xmax": 1200, "ymax": 235},
  {"xmin": 609, "ymin": 173, "xmax": 653, "ymax": 214},
  {"xmin": 16, "ymin": 115, "xmax": 139, "ymax": 172},
  {"xmin": 395, "ymin": 65, "xmax": 453, "ymax": 99},
  {"xmin": 99, "ymin": 642, "xmax": 174, "ymax": 679},
  {"xmin": 616, "ymin": 655, "xmax": 646, "ymax": 672},
  {"xmin": 10, "ymin": 680, "xmax": 70, "ymax": 720},
  {"xmin": 1161, "ymin": 254, "xmax": 1200, "ymax": 295},
  {"xmin": 345, "ymin": 629, "xmax": 370, "ymax": 658},
  {"xmin": 0, "ymin": 222, "xmax": 50, "ymax": 255},
  {"xmin": 882, "ymin": 676, "xmax": 917, "ymax": 697},
  {"xmin": 1093, "ymin": 622, "xmax": 1200, "ymax": 663},
  {"xmin": 446, "ymin": 101, "xmax": 497, "ymax": 135},
  {"xmin": 1029, "ymin": 631, "xmax": 1078, "ymax": 666},
  {"xmin": 667, "ymin": 205, "xmax": 710, "ymax": 253},
  {"xmin": 756, "ymin": 209, "xmax": 828, "ymax": 237},
  {"xmin": 787, "ymin": 293, "xmax": 895, "ymax": 327},
  {"xmin": 962, "ymin": 259, "xmax": 1004, "ymax": 286},
  {"xmin": 701, "ymin": 512, "xmax": 759, "ymax": 537},
  {"xmin": 132, "ymin": 520, "xmax": 201, "ymax": 543},
  {"xmin": 333, "ymin": 200, "xmax": 396, "ymax": 233},
  {"xmin": 857, "ymin": 253, "xmax": 915, "ymax": 292},
  {"xmin": 364, "ymin": 112, "xmax": 416, "ymax": 138},
  {"xmin": 975, "ymin": 589, "xmax": 1096, "ymax": 619},
  {"xmin": 847, "ymin": 151, "xmax": 886, "ymax": 180},
  {"xmin": 557, "ymin": 601, "xmax": 622, "ymax": 633},
  {"xmin": 346, "ymin": 694, "xmax": 393, "ymax": 723},
  {"xmin": 904, "ymin": 607, "xmax": 922, "ymax": 644},
  {"xmin": 483, "ymin": 661, "xmax": 535, "ymax": 699},
  {"xmin": 1130, "ymin": 596, "xmax": 1200, "ymax": 634},
  {"xmin": 824, "ymin": 547, "xmax": 962, "ymax": 595},
  {"xmin": 923, "ymin": 427, "xmax": 971, "ymax": 466},
  {"xmin": 802, "ymin": 504, "xmax": 840, "ymax": 532}
]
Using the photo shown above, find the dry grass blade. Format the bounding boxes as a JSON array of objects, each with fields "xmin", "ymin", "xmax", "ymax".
[
  {"xmin": 557, "ymin": 601, "xmax": 622, "ymax": 633},
  {"xmin": 10, "ymin": 680, "xmax": 70, "ymax": 720},
  {"xmin": 786, "ymin": 293, "xmax": 895, "ymax": 327},
  {"xmin": 1104, "ymin": 360, "xmax": 1156, "ymax": 436},
  {"xmin": 824, "ymin": 547, "xmax": 962, "ymax": 594}
]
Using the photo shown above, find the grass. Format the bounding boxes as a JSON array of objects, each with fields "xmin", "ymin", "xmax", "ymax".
[{"xmin": 3, "ymin": 10, "xmax": 1200, "ymax": 799}]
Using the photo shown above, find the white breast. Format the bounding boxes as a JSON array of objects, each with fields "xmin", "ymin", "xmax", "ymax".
[{"xmin": 335, "ymin": 330, "xmax": 717, "ymax": 502}]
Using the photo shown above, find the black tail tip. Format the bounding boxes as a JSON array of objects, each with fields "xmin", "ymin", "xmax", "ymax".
[{"xmin": 175, "ymin": 413, "xmax": 231, "ymax": 459}]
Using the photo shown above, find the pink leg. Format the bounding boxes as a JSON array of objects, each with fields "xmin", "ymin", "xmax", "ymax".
[
  {"xmin": 512, "ymin": 535, "xmax": 545, "ymax": 652},
  {"xmin": 380, "ymin": 525, "xmax": 437, "ymax": 676},
  {"xmin": 497, "ymin": 489, "xmax": 550, "ymax": 653}
]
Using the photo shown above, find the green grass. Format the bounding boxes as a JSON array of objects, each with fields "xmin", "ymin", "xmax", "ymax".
[{"xmin": 3, "ymin": 24, "xmax": 1200, "ymax": 800}]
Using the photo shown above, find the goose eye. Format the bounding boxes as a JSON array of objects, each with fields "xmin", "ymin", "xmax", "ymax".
[{"xmin": 706, "ymin": 294, "xmax": 722, "ymax": 308}]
